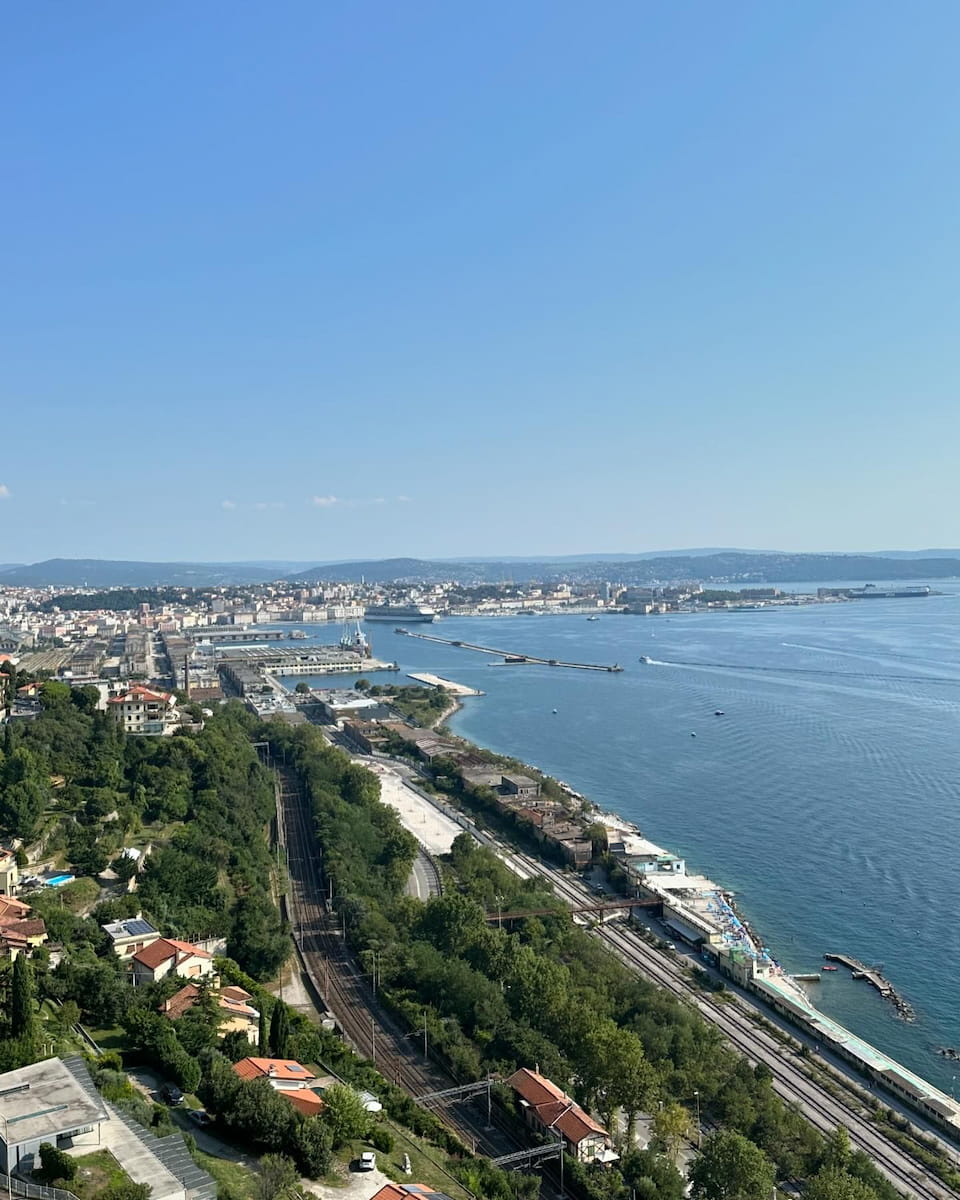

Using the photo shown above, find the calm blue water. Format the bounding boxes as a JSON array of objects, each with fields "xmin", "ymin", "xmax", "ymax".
[{"xmin": 279, "ymin": 588, "xmax": 960, "ymax": 1095}]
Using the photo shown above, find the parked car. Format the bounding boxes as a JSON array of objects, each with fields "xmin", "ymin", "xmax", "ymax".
[
  {"xmin": 357, "ymin": 1152, "xmax": 377, "ymax": 1172},
  {"xmin": 187, "ymin": 1108, "xmax": 211, "ymax": 1127},
  {"xmin": 160, "ymin": 1083, "xmax": 184, "ymax": 1106}
]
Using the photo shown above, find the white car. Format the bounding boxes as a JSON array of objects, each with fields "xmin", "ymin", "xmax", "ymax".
[{"xmin": 358, "ymin": 1152, "xmax": 377, "ymax": 1172}]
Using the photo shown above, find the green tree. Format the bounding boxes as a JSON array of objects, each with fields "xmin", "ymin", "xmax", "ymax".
[
  {"xmin": 258, "ymin": 1000, "xmax": 271, "ymax": 1053},
  {"xmin": 653, "ymin": 1102, "xmax": 693, "ymax": 1166},
  {"xmin": 292, "ymin": 1118, "xmax": 333, "ymax": 1177},
  {"xmin": 256, "ymin": 1153, "xmax": 300, "ymax": 1200},
  {"xmin": 294, "ymin": 682, "xmax": 310, "ymax": 695},
  {"xmin": 321, "ymin": 1084, "xmax": 370, "ymax": 1148},
  {"xmin": 804, "ymin": 1168, "xmax": 881, "ymax": 1200},
  {"xmin": 690, "ymin": 1130, "xmax": 776, "ymax": 1200},
  {"xmin": 11, "ymin": 953, "xmax": 35, "ymax": 1039},
  {"xmin": 823, "ymin": 1125, "xmax": 851, "ymax": 1172},
  {"xmin": 269, "ymin": 1000, "xmax": 290, "ymax": 1058}
]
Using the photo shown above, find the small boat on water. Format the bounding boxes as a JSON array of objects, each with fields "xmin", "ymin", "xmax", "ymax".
[
  {"xmin": 690, "ymin": 731, "xmax": 697, "ymax": 738},
  {"xmin": 714, "ymin": 710, "xmax": 725, "ymax": 716},
  {"xmin": 822, "ymin": 965, "xmax": 839, "ymax": 972},
  {"xmin": 639, "ymin": 655, "xmax": 652, "ymax": 663},
  {"xmin": 552, "ymin": 708, "xmax": 558, "ymax": 714},
  {"xmin": 587, "ymin": 615, "xmax": 599, "ymax": 621}
]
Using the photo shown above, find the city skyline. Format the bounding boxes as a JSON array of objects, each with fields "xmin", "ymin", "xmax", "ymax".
[{"xmin": 4, "ymin": 2, "xmax": 960, "ymax": 560}]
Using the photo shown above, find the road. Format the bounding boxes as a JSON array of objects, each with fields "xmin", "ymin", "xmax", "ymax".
[{"xmin": 405, "ymin": 849, "xmax": 442, "ymax": 900}]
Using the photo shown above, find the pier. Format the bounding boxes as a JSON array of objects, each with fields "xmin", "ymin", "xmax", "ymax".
[
  {"xmin": 824, "ymin": 954, "xmax": 916, "ymax": 1021},
  {"xmin": 397, "ymin": 629, "xmax": 624, "ymax": 672},
  {"xmin": 406, "ymin": 673, "xmax": 484, "ymax": 696}
]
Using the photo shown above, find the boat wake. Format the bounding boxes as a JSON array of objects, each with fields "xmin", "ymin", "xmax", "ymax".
[{"xmin": 649, "ymin": 657, "xmax": 960, "ymax": 687}]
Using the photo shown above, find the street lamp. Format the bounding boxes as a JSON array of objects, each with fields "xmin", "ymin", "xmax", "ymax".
[{"xmin": 693, "ymin": 1090, "xmax": 701, "ymax": 1149}]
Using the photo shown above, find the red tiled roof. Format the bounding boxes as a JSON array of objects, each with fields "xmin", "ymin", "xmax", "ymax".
[
  {"xmin": 108, "ymin": 686, "xmax": 172, "ymax": 705},
  {"xmin": 162, "ymin": 982, "xmax": 258, "ymax": 1021},
  {"xmin": 505, "ymin": 1068, "xmax": 607, "ymax": 1145},
  {"xmin": 162, "ymin": 983, "xmax": 202, "ymax": 1018},
  {"xmin": 0, "ymin": 918, "xmax": 46, "ymax": 943},
  {"xmin": 133, "ymin": 937, "xmax": 211, "ymax": 970},
  {"xmin": 0, "ymin": 896, "xmax": 31, "ymax": 924},
  {"xmin": 285, "ymin": 1090, "xmax": 325, "ymax": 1116},
  {"xmin": 233, "ymin": 1058, "xmax": 317, "ymax": 1084}
]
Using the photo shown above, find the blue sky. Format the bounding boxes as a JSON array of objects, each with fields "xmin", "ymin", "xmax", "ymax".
[{"xmin": 3, "ymin": 2, "xmax": 959, "ymax": 562}]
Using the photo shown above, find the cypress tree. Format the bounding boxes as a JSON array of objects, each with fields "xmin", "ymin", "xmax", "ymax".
[
  {"xmin": 11, "ymin": 954, "xmax": 35, "ymax": 1039},
  {"xmin": 269, "ymin": 1000, "xmax": 289, "ymax": 1058},
  {"xmin": 259, "ymin": 999, "xmax": 271, "ymax": 1052}
]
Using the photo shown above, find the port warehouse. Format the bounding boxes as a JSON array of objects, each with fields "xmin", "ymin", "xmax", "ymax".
[{"xmin": 614, "ymin": 844, "xmax": 960, "ymax": 1140}]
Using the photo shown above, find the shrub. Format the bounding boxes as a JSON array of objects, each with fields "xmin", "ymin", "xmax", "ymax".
[
  {"xmin": 38, "ymin": 1142, "xmax": 77, "ymax": 1182},
  {"xmin": 370, "ymin": 1126, "xmax": 394, "ymax": 1153}
]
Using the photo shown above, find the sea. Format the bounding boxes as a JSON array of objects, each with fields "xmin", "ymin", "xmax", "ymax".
[{"xmin": 277, "ymin": 583, "xmax": 960, "ymax": 1096}]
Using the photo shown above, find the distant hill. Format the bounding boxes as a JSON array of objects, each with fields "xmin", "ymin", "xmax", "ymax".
[
  {"xmin": 0, "ymin": 559, "xmax": 286, "ymax": 587},
  {"xmin": 288, "ymin": 552, "xmax": 960, "ymax": 586},
  {"xmin": 3, "ymin": 551, "xmax": 960, "ymax": 588},
  {"xmin": 285, "ymin": 557, "xmax": 449, "ymax": 584}
]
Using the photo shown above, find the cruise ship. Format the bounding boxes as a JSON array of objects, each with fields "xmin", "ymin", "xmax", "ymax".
[
  {"xmin": 846, "ymin": 584, "xmax": 931, "ymax": 599},
  {"xmin": 364, "ymin": 603, "xmax": 437, "ymax": 623}
]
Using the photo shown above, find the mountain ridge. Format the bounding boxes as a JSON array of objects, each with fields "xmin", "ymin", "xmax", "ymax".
[{"xmin": 2, "ymin": 552, "xmax": 960, "ymax": 588}]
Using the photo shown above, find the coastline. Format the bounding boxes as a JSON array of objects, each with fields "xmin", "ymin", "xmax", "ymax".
[{"xmin": 422, "ymin": 700, "xmax": 960, "ymax": 1137}]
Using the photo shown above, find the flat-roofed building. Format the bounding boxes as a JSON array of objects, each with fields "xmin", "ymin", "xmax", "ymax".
[
  {"xmin": 102, "ymin": 914, "xmax": 161, "ymax": 958},
  {"xmin": 0, "ymin": 1057, "xmax": 107, "ymax": 1173}
]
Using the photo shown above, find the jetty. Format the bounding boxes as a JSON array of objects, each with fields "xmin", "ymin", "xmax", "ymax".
[
  {"xmin": 824, "ymin": 954, "xmax": 916, "ymax": 1021},
  {"xmin": 397, "ymin": 629, "xmax": 624, "ymax": 672},
  {"xmin": 407, "ymin": 673, "xmax": 484, "ymax": 696}
]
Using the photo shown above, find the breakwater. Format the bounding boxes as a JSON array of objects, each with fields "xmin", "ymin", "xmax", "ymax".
[
  {"xmin": 824, "ymin": 955, "xmax": 916, "ymax": 1021},
  {"xmin": 397, "ymin": 628, "xmax": 624, "ymax": 672}
]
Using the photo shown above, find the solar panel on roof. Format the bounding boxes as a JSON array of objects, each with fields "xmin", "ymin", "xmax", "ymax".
[
  {"xmin": 287, "ymin": 1064, "xmax": 304, "ymax": 1073},
  {"xmin": 124, "ymin": 919, "xmax": 155, "ymax": 936}
]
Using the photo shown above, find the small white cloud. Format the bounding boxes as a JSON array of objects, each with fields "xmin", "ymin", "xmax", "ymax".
[
  {"xmin": 312, "ymin": 495, "xmax": 340, "ymax": 507},
  {"xmin": 396, "ymin": 494, "xmax": 412, "ymax": 503},
  {"xmin": 0, "ymin": 484, "xmax": 9, "ymax": 499},
  {"xmin": 221, "ymin": 499, "xmax": 237, "ymax": 510}
]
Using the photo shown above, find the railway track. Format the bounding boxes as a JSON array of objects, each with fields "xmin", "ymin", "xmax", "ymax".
[
  {"xmin": 501, "ymin": 847, "xmax": 954, "ymax": 1200},
  {"xmin": 276, "ymin": 773, "xmax": 514, "ymax": 1159}
]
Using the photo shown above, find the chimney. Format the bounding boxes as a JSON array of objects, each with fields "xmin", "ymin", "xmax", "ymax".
[{"xmin": 268, "ymin": 1064, "xmax": 276, "ymax": 1077}]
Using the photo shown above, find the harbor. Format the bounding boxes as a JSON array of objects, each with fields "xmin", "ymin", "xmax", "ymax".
[
  {"xmin": 397, "ymin": 627, "xmax": 624, "ymax": 671},
  {"xmin": 824, "ymin": 954, "xmax": 916, "ymax": 1021}
]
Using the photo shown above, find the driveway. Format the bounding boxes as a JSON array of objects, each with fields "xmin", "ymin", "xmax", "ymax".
[
  {"xmin": 300, "ymin": 1162, "xmax": 392, "ymax": 1200},
  {"xmin": 127, "ymin": 1067, "xmax": 258, "ymax": 1169}
]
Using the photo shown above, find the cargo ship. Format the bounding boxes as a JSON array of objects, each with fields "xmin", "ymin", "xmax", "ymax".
[
  {"xmin": 364, "ymin": 604, "xmax": 437, "ymax": 623},
  {"xmin": 845, "ymin": 585, "xmax": 931, "ymax": 599}
]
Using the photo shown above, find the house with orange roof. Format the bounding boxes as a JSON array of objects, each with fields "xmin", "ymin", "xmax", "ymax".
[
  {"xmin": 232, "ymin": 1058, "xmax": 324, "ymax": 1115},
  {"xmin": 369, "ymin": 1185, "xmax": 456, "ymax": 1200},
  {"xmin": 0, "ymin": 918, "xmax": 48, "ymax": 961},
  {"xmin": 131, "ymin": 937, "xmax": 214, "ymax": 986},
  {"xmin": 161, "ymin": 982, "xmax": 260, "ymax": 1043},
  {"xmin": 505, "ymin": 1068, "xmax": 617, "ymax": 1163},
  {"xmin": 107, "ymin": 685, "xmax": 178, "ymax": 735},
  {"xmin": 0, "ymin": 892, "xmax": 46, "ymax": 961}
]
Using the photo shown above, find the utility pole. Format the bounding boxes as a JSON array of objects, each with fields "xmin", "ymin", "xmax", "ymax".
[
  {"xmin": 371, "ymin": 1017, "xmax": 377, "ymax": 1065},
  {"xmin": 693, "ymin": 1090, "xmax": 701, "ymax": 1148},
  {"xmin": 423, "ymin": 1010, "xmax": 428, "ymax": 1060}
]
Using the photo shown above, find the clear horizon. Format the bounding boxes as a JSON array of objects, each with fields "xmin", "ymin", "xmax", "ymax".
[{"xmin": 4, "ymin": 3, "xmax": 960, "ymax": 561}]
